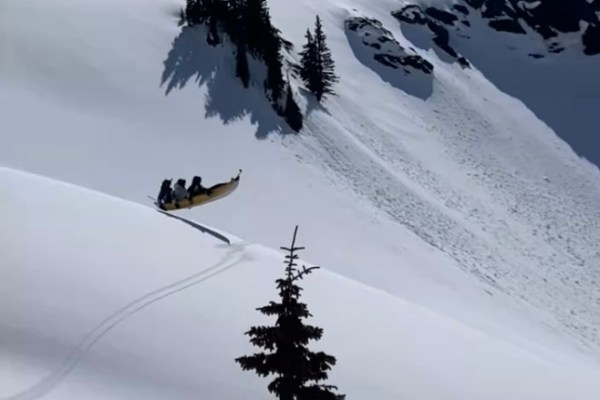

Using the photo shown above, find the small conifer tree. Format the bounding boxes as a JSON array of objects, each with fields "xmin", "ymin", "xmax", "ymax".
[
  {"xmin": 235, "ymin": 226, "xmax": 344, "ymax": 400},
  {"xmin": 299, "ymin": 15, "xmax": 339, "ymax": 102},
  {"xmin": 299, "ymin": 29, "xmax": 318, "ymax": 95},
  {"xmin": 235, "ymin": 41, "xmax": 250, "ymax": 88}
]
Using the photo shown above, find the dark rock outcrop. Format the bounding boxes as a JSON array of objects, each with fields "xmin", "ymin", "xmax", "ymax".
[
  {"xmin": 394, "ymin": 0, "xmax": 600, "ymax": 57},
  {"xmin": 344, "ymin": 15, "xmax": 435, "ymax": 99},
  {"xmin": 488, "ymin": 18, "xmax": 526, "ymax": 34},
  {"xmin": 521, "ymin": 0, "xmax": 597, "ymax": 34},
  {"xmin": 392, "ymin": 5, "xmax": 428, "ymax": 25},
  {"xmin": 425, "ymin": 7, "xmax": 459, "ymax": 26},
  {"xmin": 452, "ymin": 4, "xmax": 470, "ymax": 16},
  {"xmin": 478, "ymin": 0, "xmax": 600, "ymax": 49},
  {"xmin": 392, "ymin": 6, "xmax": 471, "ymax": 68},
  {"xmin": 346, "ymin": 17, "xmax": 434, "ymax": 75},
  {"xmin": 464, "ymin": 0, "xmax": 485, "ymax": 8},
  {"xmin": 583, "ymin": 23, "xmax": 600, "ymax": 55}
]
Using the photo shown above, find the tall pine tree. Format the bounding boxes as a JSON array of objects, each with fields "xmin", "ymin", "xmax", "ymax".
[
  {"xmin": 299, "ymin": 29, "xmax": 318, "ymax": 96},
  {"xmin": 299, "ymin": 15, "xmax": 339, "ymax": 102},
  {"xmin": 242, "ymin": 0, "xmax": 273, "ymax": 59},
  {"xmin": 235, "ymin": 226, "xmax": 344, "ymax": 400},
  {"xmin": 263, "ymin": 26, "xmax": 285, "ymax": 105},
  {"xmin": 235, "ymin": 40, "xmax": 250, "ymax": 88},
  {"xmin": 184, "ymin": 0, "xmax": 225, "ymax": 45},
  {"xmin": 184, "ymin": 0, "xmax": 291, "ymax": 126},
  {"xmin": 226, "ymin": 0, "xmax": 250, "ymax": 87}
]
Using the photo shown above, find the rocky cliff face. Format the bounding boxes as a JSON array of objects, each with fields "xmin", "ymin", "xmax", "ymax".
[
  {"xmin": 394, "ymin": 0, "xmax": 600, "ymax": 56},
  {"xmin": 345, "ymin": 16, "xmax": 435, "ymax": 74},
  {"xmin": 392, "ymin": 5, "xmax": 470, "ymax": 67}
]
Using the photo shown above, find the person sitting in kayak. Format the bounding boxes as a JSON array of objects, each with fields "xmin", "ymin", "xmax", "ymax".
[
  {"xmin": 187, "ymin": 175, "xmax": 208, "ymax": 197},
  {"xmin": 156, "ymin": 179, "xmax": 173, "ymax": 208},
  {"xmin": 172, "ymin": 178, "xmax": 190, "ymax": 203}
]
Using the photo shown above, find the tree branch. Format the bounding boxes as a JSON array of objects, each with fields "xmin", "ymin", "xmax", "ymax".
[{"xmin": 292, "ymin": 265, "xmax": 320, "ymax": 281}]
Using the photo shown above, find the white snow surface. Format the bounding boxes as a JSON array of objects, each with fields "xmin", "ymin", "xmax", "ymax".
[
  {"xmin": 2, "ymin": 0, "xmax": 600, "ymax": 396},
  {"xmin": 2, "ymin": 167, "xmax": 600, "ymax": 400}
]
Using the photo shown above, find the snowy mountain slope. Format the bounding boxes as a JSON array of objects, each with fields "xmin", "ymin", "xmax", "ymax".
[
  {"xmin": 269, "ymin": 0, "xmax": 600, "ymax": 349},
  {"xmin": 394, "ymin": 0, "xmax": 600, "ymax": 168},
  {"xmin": 2, "ymin": 0, "xmax": 600, "ymax": 369},
  {"xmin": 3, "ymin": 167, "xmax": 600, "ymax": 400}
]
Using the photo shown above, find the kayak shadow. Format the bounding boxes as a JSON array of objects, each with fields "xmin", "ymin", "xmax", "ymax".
[{"xmin": 157, "ymin": 210, "xmax": 231, "ymax": 245}]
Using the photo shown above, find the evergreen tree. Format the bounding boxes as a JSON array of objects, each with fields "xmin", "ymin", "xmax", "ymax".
[
  {"xmin": 283, "ymin": 82, "xmax": 303, "ymax": 132},
  {"xmin": 242, "ymin": 0, "xmax": 273, "ymax": 58},
  {"xmin": 299, "ymin": 15, "xmax": 339, "ymax": 102},
  {"xmin": 185, "ymin": 0, "xmax": 198, "ymax": 24},
  {"xmin": 236, "ymin": 0, "xmax": 286, "ymax": 103},
  {"xmin": 185, "ymin": 0, "xmax": 288, "ymax": 119},
  {"xmin": 299, "ymin": 29, "xmax": 318, "ymax": 96},
  {"xmin": 206, "ymin": 14, "xmax": 221, "ymax": 46},
  {"xmin": 313, "ymin": 15, "xmax": 338, "ymax": 100},
  {"xmin": 206, "ymin": 0, "xmax": 228, "ymax": 45},
  {"xmin": 223, "ymin": 0, "xmax": 243, "ymax": 42},
  {"xmin": 263, "ymin": 27, "xmax": 285, "ymax": 104},
  {"xmin": 185, "ymin": 0, "xmax": 208, "ymax": 25},
  {"xmin": 223, "ymin": 0, "xmax": 250, "ymax": 87},
  {"xmin": 235, "ymin": 226, "xmax": 345, "ymax": 400},
  {"xmin": 235, "ymin": 40, "xmax": 250, "ymax": 88},
  {"xmin": 185, "ymin": 0, "xmax": 226, "ymax": 44}
]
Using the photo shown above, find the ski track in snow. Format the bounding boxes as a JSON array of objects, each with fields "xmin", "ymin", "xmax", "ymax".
[{"xmin": 2, "ymin": 241, "xmax": 249, "ymax": 400}]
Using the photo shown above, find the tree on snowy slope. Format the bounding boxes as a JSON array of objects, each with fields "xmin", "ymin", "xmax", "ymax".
[
  {"xmin": 239, "ymin": 0, "xmax": 285, "ymax": 103},
  {"xmin": 184, "ymin": 0, "xmax": 296, "ymax": 128},
  {"xmin": 235, "ymin": 226, "xmax": 344, "ymax": 400},
  {"xmin": 185, "ymin": 0, "xmax": 203, "ymax": 24},
  {"xmin": 263, "ymin": 25, "xmax": 286, "ymax": 105},
  {"xmin": 299, "ymin": 29, "xmax": 318, "ymax": 96},
  {"xmin": 235, "ymin": 40, "xmax": 250, "ymax": 88},
  {"xmin": 225, "ymin": 0, "xmax": 250, "ymax": 87},
  {"xmin": 299, "ymin": 15, "xmax": 338, "ymax": 102},
  {"xmin": 185, "ymin": 0, "xmax": 226, "ymax": 45},
  {"xmin": 240, "ymin": 0, "xmax": 272, "ymax": 58}
]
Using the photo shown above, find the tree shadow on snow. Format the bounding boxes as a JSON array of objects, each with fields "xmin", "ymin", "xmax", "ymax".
[
  {"xmin": 298, "ymin": 87, "xmax": 332, "ymax": 118},
  {"xmin": 160, "ymin": 25, "xmax": 293, "ymax": 139},
  {"xmin": 344, "ymin": 28, "xmax": 433, "ymax": 100}
]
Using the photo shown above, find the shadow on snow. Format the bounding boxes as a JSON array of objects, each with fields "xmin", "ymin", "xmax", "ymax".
[
  {"xmin": 344, "ymin": 26, "xmax": 434, "ymax": 100},
  {"xmin": 160, "ymin": 25, "xmax": 293, "ymax": 139},
  {"xmin": 157, "ymin": 209, "xmax": 231, "ymax": 245},
  {"xmin": 398, "ymin": 13, "xmax": 600, "ymax": 169}
]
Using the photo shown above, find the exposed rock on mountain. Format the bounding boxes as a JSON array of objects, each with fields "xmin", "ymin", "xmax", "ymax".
[
  {"xmin": 346, "ymin": 16, "xmax": 434, "ymax": 74},
  {"xmin": 392, "ymin": 6, "xmax": 471, "ymax": 68},
  {"xmin": 396, "ymin": 0, "xmax": 600, "ymax": 56}
]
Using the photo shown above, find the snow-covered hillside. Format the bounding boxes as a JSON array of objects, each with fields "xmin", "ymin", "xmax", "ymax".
[
  {"xmin": 2, "ymin": 0, "xmax": 600, "ymax": 392},
  {"xmin": 3, "ymin": 167, "xmax": 600, "ymax": 400}
]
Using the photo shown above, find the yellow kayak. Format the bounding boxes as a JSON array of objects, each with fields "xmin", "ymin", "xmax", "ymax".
[{"xmin": 157, "ymin": 170, "xmax": 242, "ymax": 211}]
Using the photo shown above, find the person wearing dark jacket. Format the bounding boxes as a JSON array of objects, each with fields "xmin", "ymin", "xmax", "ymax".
[
  {"xmin": 187, "ymin": 175, "xmax": 208, "ymax": 197},
  {"xmin": 156, "ymin": 179, "xmax": 173, "ymax": 208}
]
